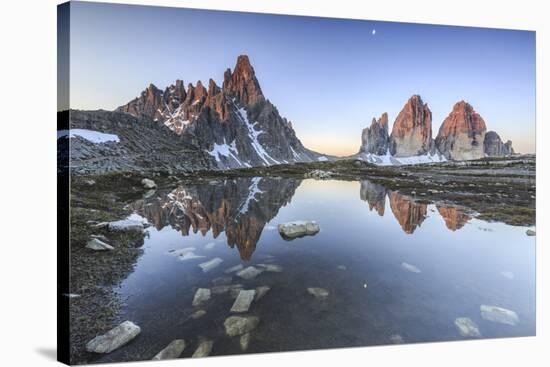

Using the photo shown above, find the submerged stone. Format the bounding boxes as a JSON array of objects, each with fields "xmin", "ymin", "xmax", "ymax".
[
  {"xmin": 278, "ymin": 221, "xmax": 320, "ymax": 239},
  {"xmin": 480, "ymin": 305, "xmax": 519, "ymax": 325},
  {"xmin": 337, "ymin": 265, "xmax": 347, "ymax": 270},
  {"xmin": 86, "ymin": 321, "xmax": 141, "ymax": 354},
  {"xmin": 307, "ymin": 287, "xmax": 329, "ymax": 298},
  {"xmin": 168, "ymin": 247, "xmax": 195, "ymax": 257},
  {"xmin": 152, "ymin": 339, "xmax": 186, "ymax": 360},
  {"xmin": 86, "ymin": 238, "xmax": 114, "ymax": 251},
  {"xmin": 231, "ymin": 290, "xmax": 256, "ymax": 313},
  {"xmin": 199, "ymin": 258, "xmax": 223, "ymax": 272},
  {"xmin": 190, "ymin": 310, "xmax": 206, "ymax": 319},
  {"xmin": 225, "ymin": 264, "xmax": 244, "ymax": 274},
  {"xmin": 240, "ymin": 333, "xmax": 251, "ymax": 351},
  {"xmin": 192, "ymin": 339, "xmax": 213, "ymax": 358},
  {"xmin": 500, "ymin": 271, "xmax": 515, "ymax": 280},
  {"xmin": 454, "ymin": 317, "xmax": 481, "ymax": 337},
  {"xmin": 192, "ymin": 288, "xmax": 211, "ymax": 307},
  {"xmin": 179, "ymin": 252, "xmax": 206, "ymax": 261},
  {"xmin": 204, "ymin": 242, "xmax": 216, "ymax": 250},
  {"xmin": 389, "ymin": 334, "xmax": 404, "ymax": 344},
  {"xmin": 401, "ymin": 262, "xmax": 421, "ymax": 273},
  {"xmin": 212, "ymin": 276, "xmax": 233, "ymax": 286},
  {"xmin": 224, "ymin": 316, "xmax": 260, "ymax": 337},
  {"xmin": 257, "ymin": 264, "xmax": 283, "ymax": 272},
  {"xmin": 236, "ymin": 266, "xmax": 264, "ymax": 280},
  {"xmin": 255, "ymin": 286, "xmax": 270, "ymax": 301}
]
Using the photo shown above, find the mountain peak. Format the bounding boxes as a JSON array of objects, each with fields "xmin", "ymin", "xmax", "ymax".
[
  {"xmin": 223, "ymin": 55, "xmax": 264, "ymax": 105},
  {"xmin": 389, "ymin": 95, "xmax": 433, "ymax": 156}
]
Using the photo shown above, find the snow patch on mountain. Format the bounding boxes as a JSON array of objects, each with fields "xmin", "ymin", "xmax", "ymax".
[{"xmin": 355, "ymin": 150, "xmax": 446, "ymax": 166}]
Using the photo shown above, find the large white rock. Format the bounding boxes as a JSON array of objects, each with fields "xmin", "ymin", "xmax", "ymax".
[
  {"xmin": 480, "ymin": 305, "xmax": 519, "ymax": 325},
  {"xmin": 152, "ymin": 339, "xmax": 186, "ymax": 360},
  {"xmin": 199, "ymin": 258, "xmax": 223, "ymax": 273},
  {"xmin": 278, "ymin": 221, "xmax": 320, "ymax": 239},
  {"xmin": 192, "ymin": 288, "xmax": 211, "ymax": 306},
  {"xmin": 86, "ymin": 238, "xmax": 114, "ymax": 251},
  {"xmin": 231, "ymin": 290, "xmax": 256, "ymax": 313},
  {"xmin": 141, "ymin": 178, "xmax": 157, "ymax": 189},
  {"xmin": 454, "ymin": 317, "xmax": 481, "ymax": 337},
  {"xmin": 224, "ymin": 316, "xmax": 260, "ymax": 337},
  {"xmin": 192, "ymin": 340, "xmax": 213, "ymax": 358},
  {"xmin": 85, "ymin": 321, "xmax": 141, "ymax": 353}
]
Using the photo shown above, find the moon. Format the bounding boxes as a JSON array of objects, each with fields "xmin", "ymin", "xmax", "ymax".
[{"xmin": 372, "ymin": 29, "xmax": 376, "ymax": 35}]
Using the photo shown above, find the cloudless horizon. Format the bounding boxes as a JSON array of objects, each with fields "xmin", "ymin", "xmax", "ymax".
[{"xmin": 65, "ymin": 1, "xmax": 536, "ymax": 155}]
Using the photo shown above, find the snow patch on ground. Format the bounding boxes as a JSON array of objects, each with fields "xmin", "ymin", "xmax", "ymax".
[{"xmin": 57, "ymin": 129, "xmax": 120, "ymax": 144}]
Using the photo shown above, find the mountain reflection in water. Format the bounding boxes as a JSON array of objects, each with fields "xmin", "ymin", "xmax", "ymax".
[{"xmin": 132, "ymin": 177, "xmax": 472, "ymax": 260}]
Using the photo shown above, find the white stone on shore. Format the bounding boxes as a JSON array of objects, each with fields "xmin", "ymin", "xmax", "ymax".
[
  {"xmin": 199, "ymin": 258, "xmax": 223, "ymax": 273},
  {"xmin": 257, "ymin": 264, "xmax": 283, "ymax": 272},
  {"xmin": 454, "ymin": 317, "xmax": 482, "ymax": 337},
  {"xmin": 240, "ymin": 333, "xmax": 251, "ymax": 351},
  {"xmin": 224, "ymin": 316, "xmax": 260, "ymax": 337},
  {"xmin": 192, "ymin": 288, "xmax": 211, "ymax": 307},
  {"xmin": 231, "ymin": 290, "xmax": 256, "ymax": 313},
  {"xmin": 307, "ymin": 287, "xmax": 329, "ymax": 298},
  {"xmin": 141, "ymin": 178, "xmax": 157, "ymax": 189},
  {"xmin": 255, "ymin": 286, "xmax": 270, "ymax": 301},
  {"xmin": 152, "ymin": 339, "xmax": 186, "ymax": 360},
  {"xmin": 85, "ymin": 321, "xmax": 141, "ymax": 354},
  {"xmin": 278, "ymin": 221, "xmax": 320, "ymax": 239},
  {"xmin": 91, "ymin": 234, "xmax": 109, "ymax": 242},
  {"xmin": 192, "ymin": 339, "xmax": 213, "ymax": 358},
  {"xmin": 86, "ymin": 238, "xmax": 114, "ymax": 251},
  {"xmin": 225, "ymin": 264, "xmax": 244, "ymax": 274},
  {"xmin": 401, "ymin": 262, "xmax": 421, "ymax": 273},
  {"xmin": 526, "ymin": 229, "xmax": 536, "ymax": 236},
  {"xmin": 480, "ymin": 305, "xmax": 519, "ymax": 325},
  {"xmin": 108, "ymin": 219, "xmax": 144, "ymax": 232},
  {"xmin": 236, "ymin": 266, "xmax": 264, "ymax": 280}
]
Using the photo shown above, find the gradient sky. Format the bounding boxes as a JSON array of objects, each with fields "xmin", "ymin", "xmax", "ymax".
[{"xmin": 66, "ymin": 1, "xmax": 536, "ymax": 155}]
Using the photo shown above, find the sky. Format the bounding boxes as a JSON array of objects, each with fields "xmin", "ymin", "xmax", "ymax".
[{"xmin": 64, "ymin": 1, "xmax": 536, "ymax": 155}]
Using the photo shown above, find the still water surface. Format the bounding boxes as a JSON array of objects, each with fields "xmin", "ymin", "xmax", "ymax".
[{"xmin": 96, "ymin": 177, "xmax": 535, "ymax": 362}]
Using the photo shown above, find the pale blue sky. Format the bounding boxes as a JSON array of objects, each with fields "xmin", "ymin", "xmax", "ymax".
[{"xmin": 66, "ymin": 1, "xmax": 536, "ymax": 154}]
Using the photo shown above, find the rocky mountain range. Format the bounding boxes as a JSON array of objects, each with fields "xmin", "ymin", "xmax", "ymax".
[
  {"xmin": 355, "ymin": 95, "xmax": 515, "ymax": 165},
  {"xmin": 116, "ymin": 55, "xmax": 325, "ymax": 169}
]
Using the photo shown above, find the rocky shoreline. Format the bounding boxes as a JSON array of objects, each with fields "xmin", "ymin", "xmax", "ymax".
[{"xmin": 66, "ymin": 154, "xmax": 534, "ymax": 363}]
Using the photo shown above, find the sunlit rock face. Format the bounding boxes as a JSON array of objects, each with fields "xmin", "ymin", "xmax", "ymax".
[
  {"xmin": 435, "ymin": 101, "xmax": 487, "ymax": 161},
  {"xmin": 389, "ymin": 95, "xmax": 433, "ymax": 157},
  {"xmin": 131, "ymin": 177, "xmax": 301, "ymax": 260},
  {"xmin": 117, "ymin": 55, "xmax": 323, "ymax": 169},
  {"xmin": 360, "ymin": 113, "xmax": 389, "ymax": 156},
  {"xmin": 436, "ymin": 206, "xmax": 471, "ymax": 231},
  {"xmin": 388, "ymin": 191, "xmax": 428, "ymax": 234},
  {"xmin": 360, "ymin": 180, "xmax": 387, "ymax": 216}
]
